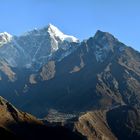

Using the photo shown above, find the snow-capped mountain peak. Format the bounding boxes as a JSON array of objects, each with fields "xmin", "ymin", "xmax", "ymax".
[
  {"xmin": 0, "ymin": 32, "xmax": 12, "ymax": 40},
  {"xmin": 47, "ymin": 24, "xmax": 79, "ymax": 43},
  {"xmin": 0, "ymin": 24, "xmax": 80, "ymax": 70},
  {"xmin": 0, "ymin": 32, "xmax": 12, "ymax": 46}
]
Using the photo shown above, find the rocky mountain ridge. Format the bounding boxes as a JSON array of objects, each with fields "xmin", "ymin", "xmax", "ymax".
[{"xmin": 0, "ymin": 24, "xmax": 140, "ymax": 119}]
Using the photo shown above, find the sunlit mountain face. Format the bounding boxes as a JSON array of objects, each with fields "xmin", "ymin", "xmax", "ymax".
[{"xmin": 0, "ymin": 24, "xmax": 140, "ymax": 140}]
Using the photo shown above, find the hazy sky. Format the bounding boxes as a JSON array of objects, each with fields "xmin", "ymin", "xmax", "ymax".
[{"xmin": 0, "ymin": 0, "xmax": 140, "ymax": 51}]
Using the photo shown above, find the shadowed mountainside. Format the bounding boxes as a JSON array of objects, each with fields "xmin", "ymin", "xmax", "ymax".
[{"xmin": 0, "ymin": 96, "xmax": 85, "ymax": 140}]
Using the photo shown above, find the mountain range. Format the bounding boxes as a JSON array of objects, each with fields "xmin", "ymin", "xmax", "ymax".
[
  {"xmin": 0, "ymin": 95, "xmax": 140, "ymax": 140},
  {"xmin": 0, "ymin": 96, "xmax": 85, "ymax": 140},
  {"xmin": 0, "ymin": 24, "xmax": 140, "ymax": 140}
]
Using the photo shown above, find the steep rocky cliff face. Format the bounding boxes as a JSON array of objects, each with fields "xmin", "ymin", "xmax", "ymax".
[
  {"xmin": 75, "ymin": 110, "xmax": 117, "ymax": 140},
  {"xmin": 64, "ymin": 106, "xmax": 140, "ymax": 140}
]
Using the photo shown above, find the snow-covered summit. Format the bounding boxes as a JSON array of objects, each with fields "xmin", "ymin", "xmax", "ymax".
[
  {"xmin": 0, "ymin": 32, "xmax": 12, "ymax": 46},
  {"xmin": 47, "ymin": 24, "xmax": 79, "ymax": 43},
  {"xmin": 0, "ymin": 24, "xmax": 80, "ymax": 70},
  {"xmin": 21, "ymin": 24, "xmax": 79, "ymax": 43}
]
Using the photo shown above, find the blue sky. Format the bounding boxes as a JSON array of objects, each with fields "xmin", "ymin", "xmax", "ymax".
[{"xmin": 0, "ymin": 0, "xmax": 140, "ymax": 51}]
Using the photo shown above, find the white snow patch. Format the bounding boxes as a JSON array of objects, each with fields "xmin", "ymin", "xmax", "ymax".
[
  {"xmin": 0, "ymin": 32, "xmax": 12, "ymax": 46},
  {"xmin": 47, "ymin": 24, "xmax": 79, "ymax": 43}
]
